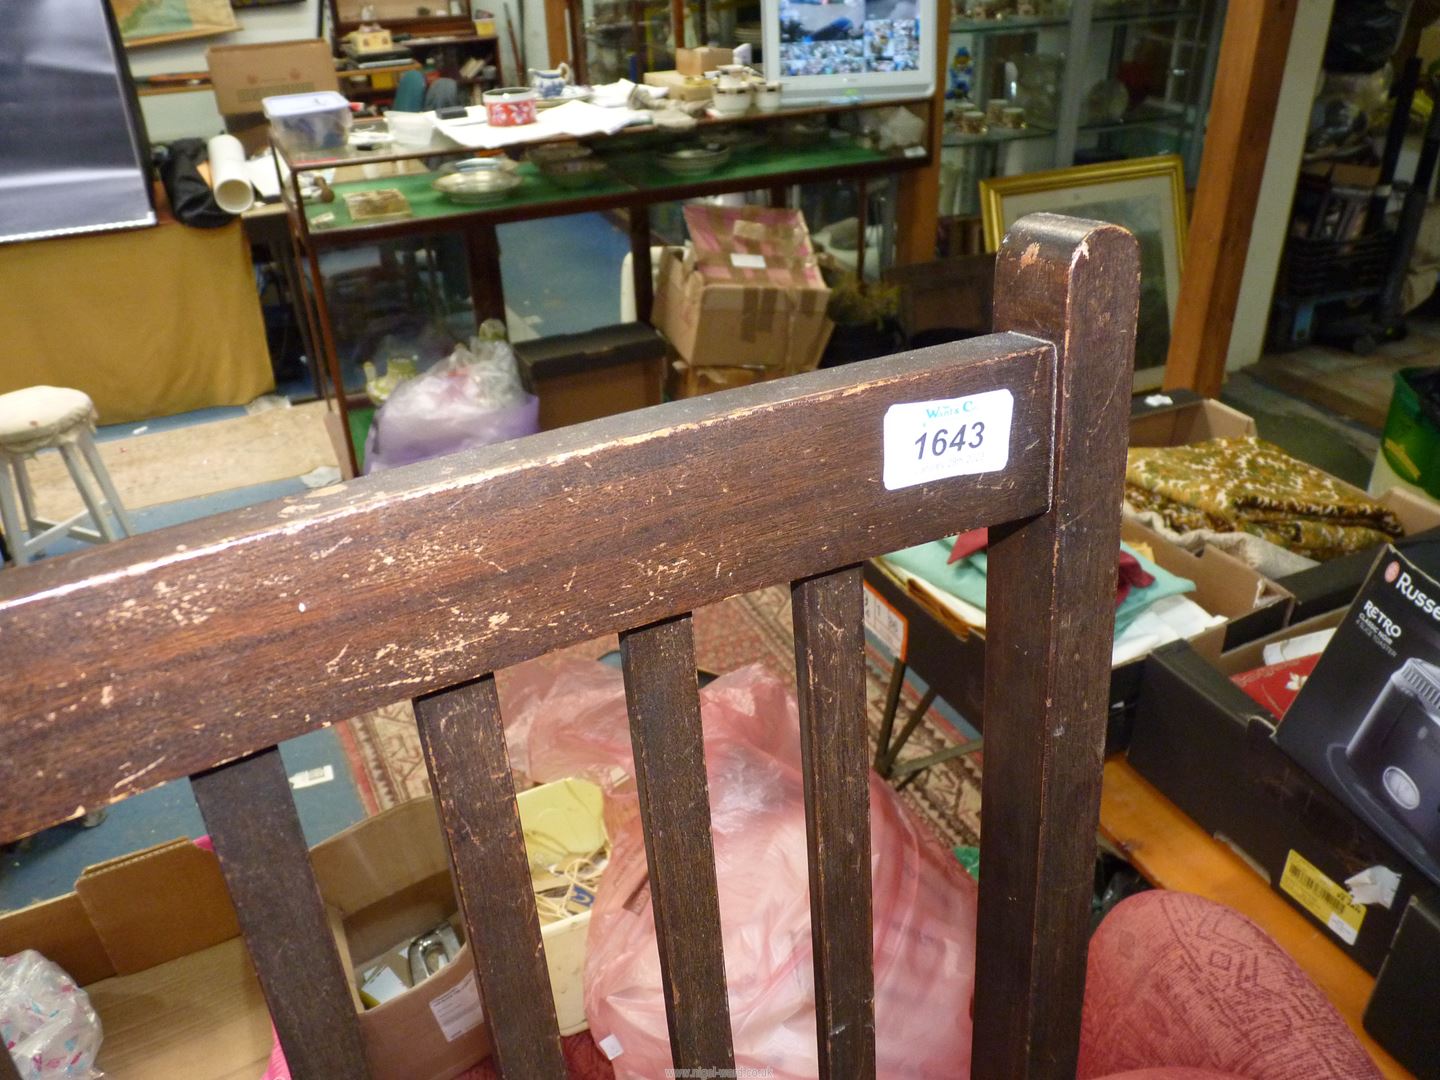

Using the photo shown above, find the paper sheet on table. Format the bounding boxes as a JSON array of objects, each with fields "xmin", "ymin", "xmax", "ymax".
[
  {"xmin": 431, "ymin": 102, "xmax": 651, "ymax": 149},
  {"xmin": 245, "ymin": 155, "xmax": 283, "ymax": 201}
]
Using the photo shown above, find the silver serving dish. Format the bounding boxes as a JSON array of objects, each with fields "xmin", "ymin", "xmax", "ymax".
[
  {"xmin": 431, "ymin": 157, "xmax": 522, "ymax": 204},
  {"xmin": 656, "ymin": 143, "xmax": 732, "ymax": 176}
]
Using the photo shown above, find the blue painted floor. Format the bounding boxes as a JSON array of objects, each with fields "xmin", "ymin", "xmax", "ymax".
[{"xmin": 498, "ymin": 213, "xmax": 630, "ymax": 336}]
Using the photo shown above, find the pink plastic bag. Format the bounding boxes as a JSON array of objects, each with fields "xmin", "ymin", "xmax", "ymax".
[{"xmin": 502, "ymin": 659, "xmax": 978, "ymax": 1079}]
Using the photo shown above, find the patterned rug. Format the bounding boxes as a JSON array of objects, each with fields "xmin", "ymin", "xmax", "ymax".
[{"xmin": 340, "ymin": 586, "xmax": 983, "ymax": 851}]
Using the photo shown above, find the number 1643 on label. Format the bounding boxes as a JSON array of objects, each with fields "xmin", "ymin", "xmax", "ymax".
[{"xmin": 883, "ymin": 389, "xmax": 1013, "ymax": 491}]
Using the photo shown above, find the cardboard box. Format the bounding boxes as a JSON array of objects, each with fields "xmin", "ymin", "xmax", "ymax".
[
  {"xmin": 312, "ymin": 780, "xmax": 603, "ymax": 1080},
  {"xmin": 1128, "ymin": 612, "xmax": 1440, "ymax": 1074},
  {"xmin": 860, "ymin": 517, "xmax": 1292, "ymax": 752},
  {"xmin": 1279, "ymin": 487, "xmax": 1440, "ymax": 622},
  {"xmin": 652, "ymin": 208, "xmax": 834, "ymax": 373},
  {"xmin": 516, "ymin": 323, "xmax": 666, "ymax": 429},
  {"xmin": 642, "ymin": 69, "xmax": 715, "ymax": 102},
  {"xmin": 676, "ymin": 46, "xmax": 733, "ymax": 75},
  {"xmin": 207, "ymin": 40, "xmax": 339, "ymax": 117},
  {"xmin": 0, "ymin": 781, "xmax": 603, "ymax": 1080},
  {"xmin": 667, "ymin": 359, "xmax": 773, "ymax": 398},
  {"xmin": 1127, "ymin": 389, "xmax": 1257, "ymax": 446},
  {"xmin": 0, "ymin": 840, "xmax": 270, "ymax": 1080}
]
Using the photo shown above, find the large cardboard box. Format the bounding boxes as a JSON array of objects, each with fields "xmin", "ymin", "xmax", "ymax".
[
  {"xmin": 642, "ymin": 69, "xmax": 715, "ymax": 102},
  {"xmin": 652, "ymin": 207, "xmax": 834, "ymax": 373},
  {"xmin": 0, "ymin": 840, "xmax": 269, "ymax": 1080},
  {"xmin": 1128, "ymin": 611, "xmax": 1440, "ymax": 1077},
  {"xmin": 676, "ymin": 46, "xmax": 733, "ymax": 75},
  {"xmin": 861, "ymin": 517, "xmax": 1292, "ymax": 753},
  {"xmin": 207, "ymin": 40, "xmax": 340, "ymax": 116},
  {"xmin": 1128, "ymin": 389, "xmax": 1257, "ymax": 445}
]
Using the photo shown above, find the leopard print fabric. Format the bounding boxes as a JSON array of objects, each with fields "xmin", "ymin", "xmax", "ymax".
[{"xmin": 1126, "ymin": 437, "xmax": 1402, "ymax": 561}]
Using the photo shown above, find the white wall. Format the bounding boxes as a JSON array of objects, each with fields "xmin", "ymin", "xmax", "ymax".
[
  {"xmin": 132, "ymin": 0, "xmax": 553, "ymax": 142},
  {"xmin": 1223, "ymin": 0, "xmax": 1335, "ymax": 371}
]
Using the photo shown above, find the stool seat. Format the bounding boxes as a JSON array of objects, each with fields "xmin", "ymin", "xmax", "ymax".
[
  {"xmin": 0, "ymin": 386, "xmax": 97, "ymax": 454},
  {"xmin": 0, "ymin": 385, "xmax": 130, "ymax": 566}
]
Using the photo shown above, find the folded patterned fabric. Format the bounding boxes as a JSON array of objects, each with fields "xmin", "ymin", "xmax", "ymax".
[{"xmin": 1126, "ymin": 436, "xmax": 1402, "ymax": 561}]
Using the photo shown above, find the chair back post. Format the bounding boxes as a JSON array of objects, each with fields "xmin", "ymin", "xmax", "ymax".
[{"xmin": 974, "ymin": 214, "xmax": 1140, "ymax": 1077}]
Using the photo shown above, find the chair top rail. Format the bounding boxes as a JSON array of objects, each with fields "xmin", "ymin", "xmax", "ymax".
[{"xmin": 0, "ymin": 331, "xmax": 1056, "ymax": 840}]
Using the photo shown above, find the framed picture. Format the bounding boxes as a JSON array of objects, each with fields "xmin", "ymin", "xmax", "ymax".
[{"xmin": 979, "ymin": 154, "xmax": 1187, "ymax": 388}]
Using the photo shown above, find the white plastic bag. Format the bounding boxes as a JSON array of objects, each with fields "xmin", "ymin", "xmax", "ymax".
[{"xmin": 0, "ymin": 951, "xmax": 103, "ymax": 1079}]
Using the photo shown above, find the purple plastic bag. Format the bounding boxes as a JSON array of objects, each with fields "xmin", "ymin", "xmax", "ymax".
[{"xmin": 363, "ymin": 351, "xmax": 540, "ymax": 473}]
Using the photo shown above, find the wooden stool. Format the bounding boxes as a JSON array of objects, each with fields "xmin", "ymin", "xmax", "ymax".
[{"xmin": 0, "ymin": 386, "xmax": 133, "ymax": 566}]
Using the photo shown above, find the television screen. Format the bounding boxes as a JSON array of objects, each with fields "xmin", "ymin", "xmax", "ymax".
[
  {"xmin": 764, "ymin": 0, "xmax": 934, "ymax": 103},
  {"xmin": 777, "ymin": 0, "xmax": 922, "ymax": 76}
]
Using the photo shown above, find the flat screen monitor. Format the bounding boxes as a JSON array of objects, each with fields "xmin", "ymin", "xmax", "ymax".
[
  {"xmin": 762, "ymin": 0, "xmax": 937, "ymax": 105},
  {"xmin": 0, "ymin": 0, "xmax": 156, "ymax": 246}
]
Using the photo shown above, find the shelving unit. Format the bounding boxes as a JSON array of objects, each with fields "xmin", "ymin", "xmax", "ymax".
[
  {"xmin": 327, "ymin": 6, "xmax": 505, "ymax": 101},
  {"xmin": 274, "ymin": 97, "xmax": 935, "ymax": 473},
  {"xmin": 939, "ymin": 0, "xmax": 1224, "ymax": 223}
]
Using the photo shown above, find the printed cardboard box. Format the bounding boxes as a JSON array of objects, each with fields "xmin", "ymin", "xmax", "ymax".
[
  {"xmin": 206, "ymin": 39, "xmax": 340, "ymax": 116},
  {"xmin": 651, "ymin": 206, "xmax": 833, "ymax": 372},
  {"xmin": 1277, "ymin": 547, "xmax": 1440, "ymax": 891}
]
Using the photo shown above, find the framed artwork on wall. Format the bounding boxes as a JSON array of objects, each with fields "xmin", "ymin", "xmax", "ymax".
[{"xmin": 979, "ymin": 154, "xmax": 1187, "ymax": 389}]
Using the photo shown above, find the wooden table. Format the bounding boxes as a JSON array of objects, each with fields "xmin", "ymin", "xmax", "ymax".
[{"xmin": 1099, "ymin": 758, "xmax": 1411, "ymax": 1079}]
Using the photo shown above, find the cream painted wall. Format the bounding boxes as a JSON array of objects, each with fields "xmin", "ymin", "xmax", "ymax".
[{"xmin": 1223, "ymin": 0, "xmax": 1335, "ymax": 371}]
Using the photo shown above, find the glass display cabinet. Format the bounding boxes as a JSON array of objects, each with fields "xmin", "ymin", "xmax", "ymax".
[{"xmin": 940, "ymin": 0, "xmax": 1224, "ymax": 222}]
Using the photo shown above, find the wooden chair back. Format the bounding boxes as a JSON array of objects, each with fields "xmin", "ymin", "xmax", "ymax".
[{"xmin": 0, "ymin": 214, "xmax": 1139, "ymax": 1080}]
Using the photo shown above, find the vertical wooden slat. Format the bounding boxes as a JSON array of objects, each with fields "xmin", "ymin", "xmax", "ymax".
[
  {"xmin": 1162, "ymin": 0, "xmax": 1299, "ymax": 396},
  {"xmin": 413, "ymin": 675, "xmax": 566, "ymax": 1079},
  {"xmin": 190, "ymin": 747, "xmax": 368, "ymax": 1080},
  {"xmin": 973, "ymin": 213, "xmax": 1139, "ymax": 1078},
  {"xmin": 791, "ymin": 565, "xmax": 876, "ymax": 1077},
  {"xmin": 618, "ymin": 615, "xmax": 735, "ymax": 1071}
]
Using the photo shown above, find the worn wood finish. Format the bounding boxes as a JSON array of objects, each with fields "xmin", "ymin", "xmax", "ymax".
[
  {"xmin": 618, "ymin": 615, "xmax": 735, "ymax": 1070},
  {"xmin": 0, "ymin": 337, "xmax": 1054, "ymax": 840},
  {"xmin": 974, "ymin": 214, "xmax": 1139, "ymax": 1077},
  {"xmin": 1162, "ymin": 0, "xmax": 1299, "ymax": 396},
  {"xmin": 791, "ymin": 566, "xmax": 875, "ymax": 1076},
  {"xmin": 189, "ymin": 747, "xmax": 368, "ymax": 1080},
  {"xmin": 414, "ymin": 676, "xmax": 567, "ymax": 1078}
]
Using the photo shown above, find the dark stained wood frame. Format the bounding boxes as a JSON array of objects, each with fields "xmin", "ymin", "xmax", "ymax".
[{"xmin": 0, "ymin": 213, "xmax": 1137, "ymax": 1079}]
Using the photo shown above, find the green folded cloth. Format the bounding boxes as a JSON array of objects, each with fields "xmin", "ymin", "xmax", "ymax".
[{"xmin": 882, "ymin": 539, "xmax": 1194, "ymax": 636}]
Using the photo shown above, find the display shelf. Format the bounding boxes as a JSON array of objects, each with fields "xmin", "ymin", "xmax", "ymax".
[
  {"xmin": 950, "ymin": 13, "xmax": 1071, "ymax": 34},
  {"xmin": 943, "ymin": 124, "xmax": 1056, "ymax": 147},
  {"xmin": 1091, "ymin": 1, "xmax": 1201, "ymax": 25}
]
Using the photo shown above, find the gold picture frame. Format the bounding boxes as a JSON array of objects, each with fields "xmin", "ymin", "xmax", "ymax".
[{"xmin": 979, "ymin": 154, "xmax": 1187, "ymax": 386}]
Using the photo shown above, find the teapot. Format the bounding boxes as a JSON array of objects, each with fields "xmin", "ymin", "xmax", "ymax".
[{"xmin": 528, "ymin": 61, "xmax": 572, "ymax": 100}]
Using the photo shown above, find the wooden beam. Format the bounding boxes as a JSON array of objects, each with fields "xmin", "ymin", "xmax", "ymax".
[
  {"xmin": 1163, "ymin": 0, "xmax": 1300, "ymax": 396},
  {"xmin": 543, "ymin": 0, "xmax": 570, "ymax": 67},
  {"xmin": 895, "ymin": 7, "xmax": 950, "ymax": 265}
]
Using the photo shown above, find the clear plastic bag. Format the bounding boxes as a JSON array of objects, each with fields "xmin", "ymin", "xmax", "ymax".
[
  {"xmin": 0, "ymin": 951, "xmax": 103, "ymax": 1079},
  {"xmin": 501, "ymin": 659, "xmax": 978, "ymax": 1078},
  {"xmin": 363, "ymin": 335, "xmax": 539, "ymax": 473}
]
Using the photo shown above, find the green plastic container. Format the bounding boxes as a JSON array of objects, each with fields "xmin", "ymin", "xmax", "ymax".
[{"xmin": 1380, "ymin": 368, "xmax": 1440, "ymax": 499}]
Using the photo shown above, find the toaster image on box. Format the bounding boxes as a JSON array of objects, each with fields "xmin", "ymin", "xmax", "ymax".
[{"xmin": 1346, "ymin": 656, "xmax": 1440, "ymax": 855}]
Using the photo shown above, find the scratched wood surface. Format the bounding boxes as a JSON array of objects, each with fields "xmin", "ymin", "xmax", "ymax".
[
  {"xmin": 619, "ymin": 616, "xmax": 736, "ymax": 1070},
  {"xmin": 0, "ymin": 214, "xmax": 1135, "ymax": 1079},
  {"xmin": 0, "ymin": 335, "xmax": 1054, "ymax": 840},
  {"xmin": 414, "ymin": 676, "xmax": 567, "ymax": 1077},
  {"xmin": 791, "ymin": 565, "xmax": 876, "ymax": 1076},
  {"xmin": 190, "ymin": 747, "xmax": 369, "ymax": 1080},
  {"xmin": 972, "ymin": 214, "xmax": 1140, "ymax": 1078}
]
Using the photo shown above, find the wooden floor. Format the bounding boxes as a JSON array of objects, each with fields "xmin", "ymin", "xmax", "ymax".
[{"xmin": 1099, "ymin": 759, "xmax": 1410, "ymax": 1079}]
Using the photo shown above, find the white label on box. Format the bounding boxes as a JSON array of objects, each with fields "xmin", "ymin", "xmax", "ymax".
[
  {"xmin": 598, "ymin": 1034, "xmax": 624, "ymax": 1060},
  {"xmin": 863, "ymin": 583, "xmax": 907, "ymax": 660},
  {"xmin": 729, "ymin": 252, "xmax": 767, "ymax": 269},
  {"xmin": 882, "ymin": 389, "xmax": 1013, "ymax": 491},
  {"xmin": 429, "ymin": 976, "xmax": 484, "ymax": 1042},
  {"xmin": 1326, "ymin": 912, "xmax": 1360, "ymax": 945},
  {"xmin": 903, "ymin": 144, "xmax": 926, "ymax": 158}
]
